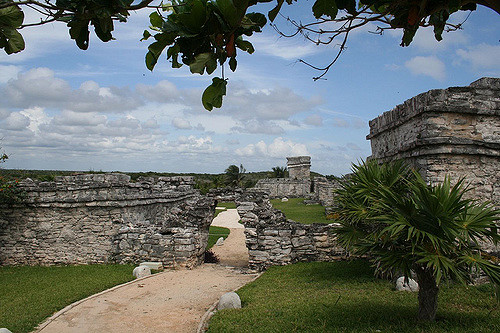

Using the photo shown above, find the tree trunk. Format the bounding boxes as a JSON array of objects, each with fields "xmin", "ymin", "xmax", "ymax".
[{"xmin": 415, "ymin": 266, "xmax": 439, "ymax": 321}]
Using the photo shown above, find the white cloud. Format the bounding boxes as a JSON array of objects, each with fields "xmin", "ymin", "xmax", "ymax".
[
  {"xmin": 218, "ymin": 84, "xmax": 322, "ymax": 122},
  {"xmin": 226, "ymin": 138, "xmax": 240, "ymax": 145},
  {"xmin": 346, "ymin": 143, "xmax": 361, "ymax": 151},
  {"xmin": 0, "ymin": 65, "xmax": 21, "ymax": 84},
  {"xmin": 231, "ymin": 119, "xmax": 285, "ymax": 135},
  {"xmin": 405, "ymin": 56, "xmax": 446, "ymax": 81},
  {"xmin": 20, "ymin": 107, "xmax": 50, "ymax": 133},
  {"xmin": 171, "ymin": 117, "xmax": 192, "ymax": 130},
  {"xmin": 250, "ymin": 34, "xmax": 320, "ymax": 60},
  {"xmin": 1, "ymin": 67, "xmax": 142, "ymax": 112},
  {"xmin": 136, "ymin": 80, "xmax": 179, "ymax": 103},
  {"xmin": 2, "ymin": 112, "xmax": 30, "ymax": 131},
  {"xmin": 456, "ymin": 44, "xmax": 500, "ymax": 69},
  {"xmin": 304, "ymin": 114, "xmax": 323, "ymax": 127},
  {"xmin": 236, "ymin": 137, "xmax": 309, "ymax": 158}
]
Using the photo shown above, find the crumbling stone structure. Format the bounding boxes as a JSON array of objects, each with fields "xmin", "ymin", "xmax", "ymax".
[
  {"xmin": 368, "ymin": 77, "xmax": 499, "ymax": 251},
  {"xmin": 236, "ymin": 191, "xmax": 345, "ymax": 270},
  {"xmin": 255, "ymin": 156, "xmax": 339, "ymax": 206},
  {"xmin": 287, "ymin": 156, "xmax": 311, "ymax": 180},
  {"xmin": 255, "ymin": 156, "xmax": 312, "ymax": 199},
  {"xmin": 0, "ymin": 174, "xmax": 215, "ymax": 267},
  {"xmin": 313, "ymin": 176, "xmax": 341, "ymax": 207},
  {"xmin": 368, "ymin": 78, "xmax": 499, "ymax": 208}
]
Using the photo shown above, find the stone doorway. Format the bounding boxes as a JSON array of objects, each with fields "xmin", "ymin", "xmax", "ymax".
[{"xmin": 209, "ymin": 205, "xmax": 249, "ymax": 267}]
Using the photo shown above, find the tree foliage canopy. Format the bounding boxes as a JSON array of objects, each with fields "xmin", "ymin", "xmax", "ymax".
[
  {"xmin": 1, "ymin": 0, "xmax": 499, "ymax": 109},
  {"xmin": 271, "ymin": 166, "xmax": 287, "ymax": 178},
  {"xmin": 334, "ymin": 160, "xmax": 500, "ymax": 321},
  {"xmin": 224, "ymin": 163, "xmax": 246, "ymax": 187}
]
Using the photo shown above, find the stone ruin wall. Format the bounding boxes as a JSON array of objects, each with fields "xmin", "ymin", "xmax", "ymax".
[
  {"xmin": 254, "ymin": 178, "xmax": 311, "ymax": 198},
  {"xmin": 368, "ymin": 77, "xmax": 500, "ymax": 251},
  {"xmin": 236, "ymin": 191, "xmax": 345, "ymax": 270},
  {"xmin": 207, "ymin": 187, "xmax": 243, "ymax": 202},
  {"xmin": 0, "ymin": 174, "xmax": 215, "ymax": 268}
]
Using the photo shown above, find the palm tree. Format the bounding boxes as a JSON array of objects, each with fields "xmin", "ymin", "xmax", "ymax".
[
  {"xmin": 271, "ymin": 166, "xmax": 287, "ymax": 178},
  {"xmin": 334, "ymin": 160, "xmax": 500, "ymax": 321},
  {"xmin": 224, "ymin": 164, "xmax": 246, "ymax": 188}
]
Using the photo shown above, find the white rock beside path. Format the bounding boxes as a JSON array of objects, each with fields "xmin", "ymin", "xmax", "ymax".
[
  {"xmin": 0, "ymin": 328, "xmax": 13, "ymax": 333},
  {"xmin": 217, "ymin": 292, "xmax": 241, "ymax": 310},
  {"xmin": 132, "ymin": 265, "xmax": 151, "ymax": 279},
  {"xmin": 215, "ymin": 237, "xmax": 224, "ymax": 246},
  {"xmin": 395, "ymin": 276, "xmax": 419, "ymax": 292}
]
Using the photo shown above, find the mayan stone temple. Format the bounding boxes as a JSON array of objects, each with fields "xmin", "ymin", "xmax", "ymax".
[
  {"xmin": 367, "ymin": 77, "xmax": 499, "ymax": 210},
  {"xmin": 286, "ymin": 156, "xmax": 311, "ymax": 180}
]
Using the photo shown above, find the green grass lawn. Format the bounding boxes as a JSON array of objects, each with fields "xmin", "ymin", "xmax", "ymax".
[
  {"xmin": 0, "ymin": 264, "xmax": 135, "ymax": 333},
  {"xmin": 208, "ymin": 260, "xmax": 500, "ymax": 333},
  {"xmin": 270, "ymin": 198, "xmax": 330, "ymax": 224},
  {"xmin": 207, "ymin": 226, "xmax": 230, "ymax": 249}
]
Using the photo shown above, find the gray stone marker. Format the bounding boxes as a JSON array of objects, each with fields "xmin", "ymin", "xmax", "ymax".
[
  {"xmin": 0, "ymin": 328, "xmax": 13, "ymax": 333},
  {"xmin": 139, "ymin": 262, "xmax": 163, "ymax": 271},
  {"xmin": 133, "ymin": 265, "xmax": 152, "ymax": 279},
  {"xmin": 215, "ymin": 237, "xmax": 224, "ymax": 246},
  {"xmin": 395, "ymin": 276, "xmax": 419, "ymax": 292},
  {"xmin": 217, "ymin": 292, "xmax": 241, "ymax": 310}
]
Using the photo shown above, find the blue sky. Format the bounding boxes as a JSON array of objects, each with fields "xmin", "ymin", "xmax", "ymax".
[{"xmin": 0, "ymin": 2, "xmax": 498, "ymax": 175}]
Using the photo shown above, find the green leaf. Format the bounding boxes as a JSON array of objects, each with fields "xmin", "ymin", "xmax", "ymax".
[
  {"xmin": 400, "ymin": 26, "xmax": 417, "ymax": 47},
  {"xmin": 268, "ymin": 0, "xmax": 284, "ymax": 22},
  {"xmin": 448, "ymin": 0, "xmax": 461, "ymax": 13},
  {"xmin": 149, "ymin": 11, "xmax": 163, "ymax": 28},
  {"xmin": 141, "ymin": 30, "xmax": 152, "ymax": 41},
  {"xmin": 429, "ymin": 10, "xmax": 449, "ymax": 42},
  {"xmin": 167, "ymin": 44, "xmax": 183, "ymax": 68},
  {"xmin": 189, "ymin": 53, "xmax": 217, "ymax": 75},
  {"xmin": 68, "ymin": 19, "xmax": 90, "ymax": 50},
  {"xmin": 216, "ymin": 0, "xmax": 240, "ymax": 28},
  {"xmin": 202, "ymin": 77, "xmax": 227, "ymax": 111},
  {"xmin": 0, "ymin": 27, "xmax": 25, "ymax": 54},
  {"xmin": 145, "ymin": 51, "xmax": 157, "ymax": 71},
  {"xmin": 312, "ymin": 0, "xmax": 338, "ymax": 19},
  {"xmin": 336, "ymin": 0, "xmax": 356, "ymax": 14},
  {"xmin": 235, "ymin": 37, "xmax": 254, "ymax": 54},
  {"xmin": 247, "ymin": 12, "xmax": 267, "ymax": 26},
  {"xmin": 92, "ymin": 17, "xmax": 114, "ymax": 42},
  {"xmin": 176, "ymin": 0, "xmax": 208, "ymax": 33},
  {"xmin": 145, "ymin": 32, "xmax": 177, "ymax": 70},
  {"xmin": 229, "ymin": 57, "xmax": 237, "ymax": 71},
  {"xmin": 0, "ymin": 3, "xmax": 24, "ymax": 27},
  {"xmin": 460, "ymin": 3, "xmax": 477, "ymax": 11}
]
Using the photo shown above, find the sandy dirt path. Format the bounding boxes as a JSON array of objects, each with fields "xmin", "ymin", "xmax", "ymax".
[
  {"xmin": 210, "ymin": 209, "xmax": 248, "ymax": 268},
  {"xmin": 36, "ymin": 209, "xmax": 253, "ymax": 333}
]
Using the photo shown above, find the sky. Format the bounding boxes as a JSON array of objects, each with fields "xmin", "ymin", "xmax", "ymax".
[{"xmin": 0, "ymin": 2, "xmax": 499, "ymax": 176}]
